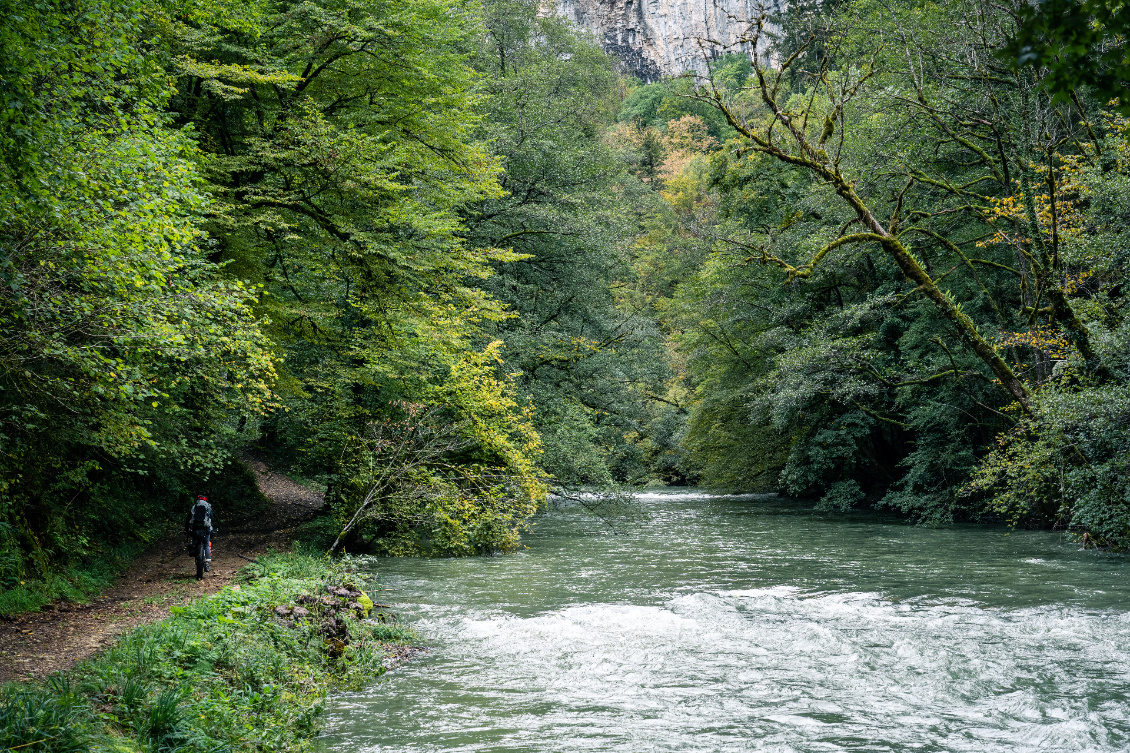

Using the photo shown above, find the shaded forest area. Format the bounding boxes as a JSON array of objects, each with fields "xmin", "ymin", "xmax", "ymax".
[{"xmin": 2, "ymin": 0, "xmax": 1128, "ymax": 610}]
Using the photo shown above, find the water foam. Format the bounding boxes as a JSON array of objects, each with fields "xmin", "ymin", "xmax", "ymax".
[
  {"xmin": 322, "ymin": 492, "xmax": 1130, "ymax": 752},
  {"xmin": 330, "ymin": 592, "xmax": 1130, "ymax": 752}
]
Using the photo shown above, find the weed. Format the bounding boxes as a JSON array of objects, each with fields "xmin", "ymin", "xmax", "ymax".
[
  {"xmin": 0, "ymin": 553, "xmax": 413, "ymax": 752},
  {"xmin": 145, "ymin": 687, "xmax": 186, "ymax": 748},
  {"xmin": 0, "ymin": 687, "xmax": 86, "ymax": 752},
  {"xmin": 120, "ymin": 675, "xmax": 150, "ymax": 711}
]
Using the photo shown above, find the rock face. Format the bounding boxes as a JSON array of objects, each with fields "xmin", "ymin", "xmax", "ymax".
[{"xmin": 556, "ymin": 0, "xmax": 783, "ymax": 81}]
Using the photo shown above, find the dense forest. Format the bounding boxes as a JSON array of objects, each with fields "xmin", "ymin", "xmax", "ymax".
[{"xmin": 2, "ymin": 0, "xmax": 1128, "ymax": 607}]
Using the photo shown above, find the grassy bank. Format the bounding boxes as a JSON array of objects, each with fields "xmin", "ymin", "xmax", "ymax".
[
  {"xmin": 0, "ymin": 542, "xmax": 149, "ymax": 618},
  {"xmin": 0, "ymin": 553, "xmax": 413, "ymax": 752}
]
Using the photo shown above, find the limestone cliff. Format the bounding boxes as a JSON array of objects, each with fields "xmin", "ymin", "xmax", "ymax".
[{"xmin": 556, "ymin": 0, "xmax": 783, "ymax": 81}]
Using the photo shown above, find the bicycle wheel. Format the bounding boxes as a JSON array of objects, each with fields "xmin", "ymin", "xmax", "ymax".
[{"xmin": 195, "ymin": 538, "xmax": 206, "ymax": 580}]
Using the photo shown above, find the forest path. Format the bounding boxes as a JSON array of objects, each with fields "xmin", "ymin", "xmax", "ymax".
[{"xmin": 0, "ymin": 462, "xmax": 324, "ymax": 683}]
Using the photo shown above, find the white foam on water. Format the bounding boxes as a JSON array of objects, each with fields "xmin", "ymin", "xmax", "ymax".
[
  {"xmin": 329, "ymin": 591, "xmax": 1130, "ymax": 752},
  {"xmin": 1023, "ymin": 558, "xmax": 1068, "ymax": 569},
  {"xmin": 322, "ymin": 491, "xmax": 1130, "ymax": 752},
  {"xmin": 633, "ymin": 491, "xmax": 776, "ymax": 502},
  {"xmin": 550, "ymin": 490, "xmax": 776, "ymax": 504}
]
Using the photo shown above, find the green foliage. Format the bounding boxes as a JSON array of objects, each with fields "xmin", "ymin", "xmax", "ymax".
[
  {"xmin": 325, "ymin": 398, "xmax": 543, "ymax": 557},
  {"xmin": 466, "ymin": 0, "xmax": 673, "ymax": 487},
  {"xmin": 200, "ymin": 460, "xmax": 273, "ymax": 524},
  {"xmin": 0, "ymin": 0, "xmax": 163, "ymax": 186},
  {"xmin": 535, "ymin": 401, "xmax": 618, "ymax": 486},
  {"xmin": 636, "ymin": 0, "xmax": 1130, "ymax": 545},
  {"xmin": 4, "ymin": 0, "xmax": 678, "ymax": 581},
  {"xmin": 165, "ymin": 0, "xmax": 551, "ymax": 554},
  {"xmin": 1003, "ymin": 0, "xmax": 1130, "ymax": 114},
  {"xmin": 0, "ymin": 0, "xmax": 275, "ymax": 592},
  {"xmin": 0, "ymin": 548, "xmax": 139, "ymax": 619},
  {"xmin": 0, "ymin": 553, "xmax": 411, "ymax": 751},
  {"xmin": 968, "ymin": 386, "xmax": 1130, "ymax": 543},
  {"xmin": 616, "ymin": 69, "xmax": 740, "ymax": 142},
  {"xmin": 966, "ymin": 126, "xmax": 1130, "ymax": 544},
  {"xmin": 619, "ymin": 83, "xmax": 671, "ymax": 128}
]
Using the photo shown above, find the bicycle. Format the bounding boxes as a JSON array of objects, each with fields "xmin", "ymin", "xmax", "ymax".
[{"xmin": 187, "ymin": 530, "xmax": 214, "ymax": 580}]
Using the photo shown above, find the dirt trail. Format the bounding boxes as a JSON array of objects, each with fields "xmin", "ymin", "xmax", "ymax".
[{"xmin": 0, "ymin": 462, "xmax": 324, "ymax": 684}]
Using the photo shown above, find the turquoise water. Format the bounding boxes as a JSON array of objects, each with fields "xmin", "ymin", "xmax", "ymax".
[{"xmin": 319, "ymin": 490, "xmax": 1130, "ymax": 752}]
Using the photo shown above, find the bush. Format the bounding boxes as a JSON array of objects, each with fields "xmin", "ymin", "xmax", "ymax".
[
  {"xmin": 0, "ymin": 553, "xmax": 412, "ymax": 751},
  {"xmin": 967, "ymin": 385, "xmax": 1130, "ymax": 546}
]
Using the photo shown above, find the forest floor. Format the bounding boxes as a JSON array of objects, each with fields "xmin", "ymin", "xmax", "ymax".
[{"xmin": 0, "ymin": 461, "xmax": 324, "ymax": 683}]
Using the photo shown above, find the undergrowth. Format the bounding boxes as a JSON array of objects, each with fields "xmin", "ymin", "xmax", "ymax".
[
  {"xmin": 0, "ymin": 545, "xmax": 145, "ymax": 618},
  {"xmin": 0, "ymin": 552, "xmax": 413, "ymax": 752}
]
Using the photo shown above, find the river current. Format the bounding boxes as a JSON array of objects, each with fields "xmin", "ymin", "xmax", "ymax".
[{"xmin": 319, "ymin": 489, "xmax": 1130, "ymax": 752}]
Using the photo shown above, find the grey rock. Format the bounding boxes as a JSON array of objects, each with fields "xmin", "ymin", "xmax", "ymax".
[{"xmin": 556, "ymin": 0, "xmax": 783, "ymax": 81}]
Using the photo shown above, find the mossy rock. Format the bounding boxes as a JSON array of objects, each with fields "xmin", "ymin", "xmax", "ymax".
[{"xmin": 356, "ymin": 591, "xmax": 374, "ymax": 618}]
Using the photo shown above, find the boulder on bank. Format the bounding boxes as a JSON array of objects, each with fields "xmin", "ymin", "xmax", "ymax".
[{"xmin": 275, "ymin": 583, "xmax": 377, "ymax": 647}]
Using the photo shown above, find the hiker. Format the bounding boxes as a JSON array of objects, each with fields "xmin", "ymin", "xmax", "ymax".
[{"xmin": 185, "ymin": 495, "xmax": 214, "ymax": 571}]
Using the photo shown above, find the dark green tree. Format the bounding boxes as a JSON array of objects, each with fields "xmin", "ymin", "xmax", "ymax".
[
  {"xmin": 466, "ymin": 0, "xmax": 676, "ymax": 485},
  {"xmin": 1003, "ymin": 0, "xmax": 1130, "ymax": 113},
  {"xmin": 655, "ymin": 0, "xmax": 1130, "ymax": 538}
]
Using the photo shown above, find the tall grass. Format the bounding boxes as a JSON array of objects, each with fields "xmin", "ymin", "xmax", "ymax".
[
  {"xmin": 0, "ymin": 553, "xmax": 411, "ymax": 752},
  {"xmin": 0, "ymin": 545, "xmax": 145, "ymax": 618}
]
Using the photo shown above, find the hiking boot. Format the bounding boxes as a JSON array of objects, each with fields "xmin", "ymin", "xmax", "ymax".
[{"xmin": 204, "ymin": 562, "xmax": 210, "ymax": 572}]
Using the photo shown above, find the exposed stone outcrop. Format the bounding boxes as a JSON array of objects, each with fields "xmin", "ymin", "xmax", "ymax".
[{"xmin": 556, "ymin": 0, "xmax": 783, "ymax": 81}]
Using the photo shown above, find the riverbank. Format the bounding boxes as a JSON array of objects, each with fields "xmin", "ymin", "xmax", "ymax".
[{"xmin": 0, "ymin": 552, "xmax": 416, "ymax": 752}]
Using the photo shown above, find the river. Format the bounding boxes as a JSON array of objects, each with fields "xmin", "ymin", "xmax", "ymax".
[{"xmin": 318, "ymin": 489, "xmax": 1130, "ymax": 752}]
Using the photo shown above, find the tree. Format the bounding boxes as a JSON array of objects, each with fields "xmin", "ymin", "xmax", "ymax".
[
  {"xmin": 967, "ymin": 111, "xmax": 1130, "ymax": 544},
  {"xmin": 693, "ymin": 14, "xmax": 1032, "ymax": 408},
  {"xmin": 1003, "ymin": 0, "xmax": 1130, "ymax": 113},
  {"xmin": 0, "ymin": 0, "xmax": 275, "ymax": 589},
  {"xmin": 465, "ymin": 0, "xmax": 675, "ymax": 485},
  {"xmin": 653, "ymin": 0, "xmax": 1127, "ymax": 527},
  {"xmin": 169, "ymin": 0, "xmax": 548, "ymax": 552},
  {"xmin": 328, "ymin": 402, "xmax": 543, "ymax": 556}
]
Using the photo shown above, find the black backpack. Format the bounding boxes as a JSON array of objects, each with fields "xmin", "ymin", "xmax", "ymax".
[{"xmin": 191, "ymin": 501, "xmax": 212, "ymax": 531}]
